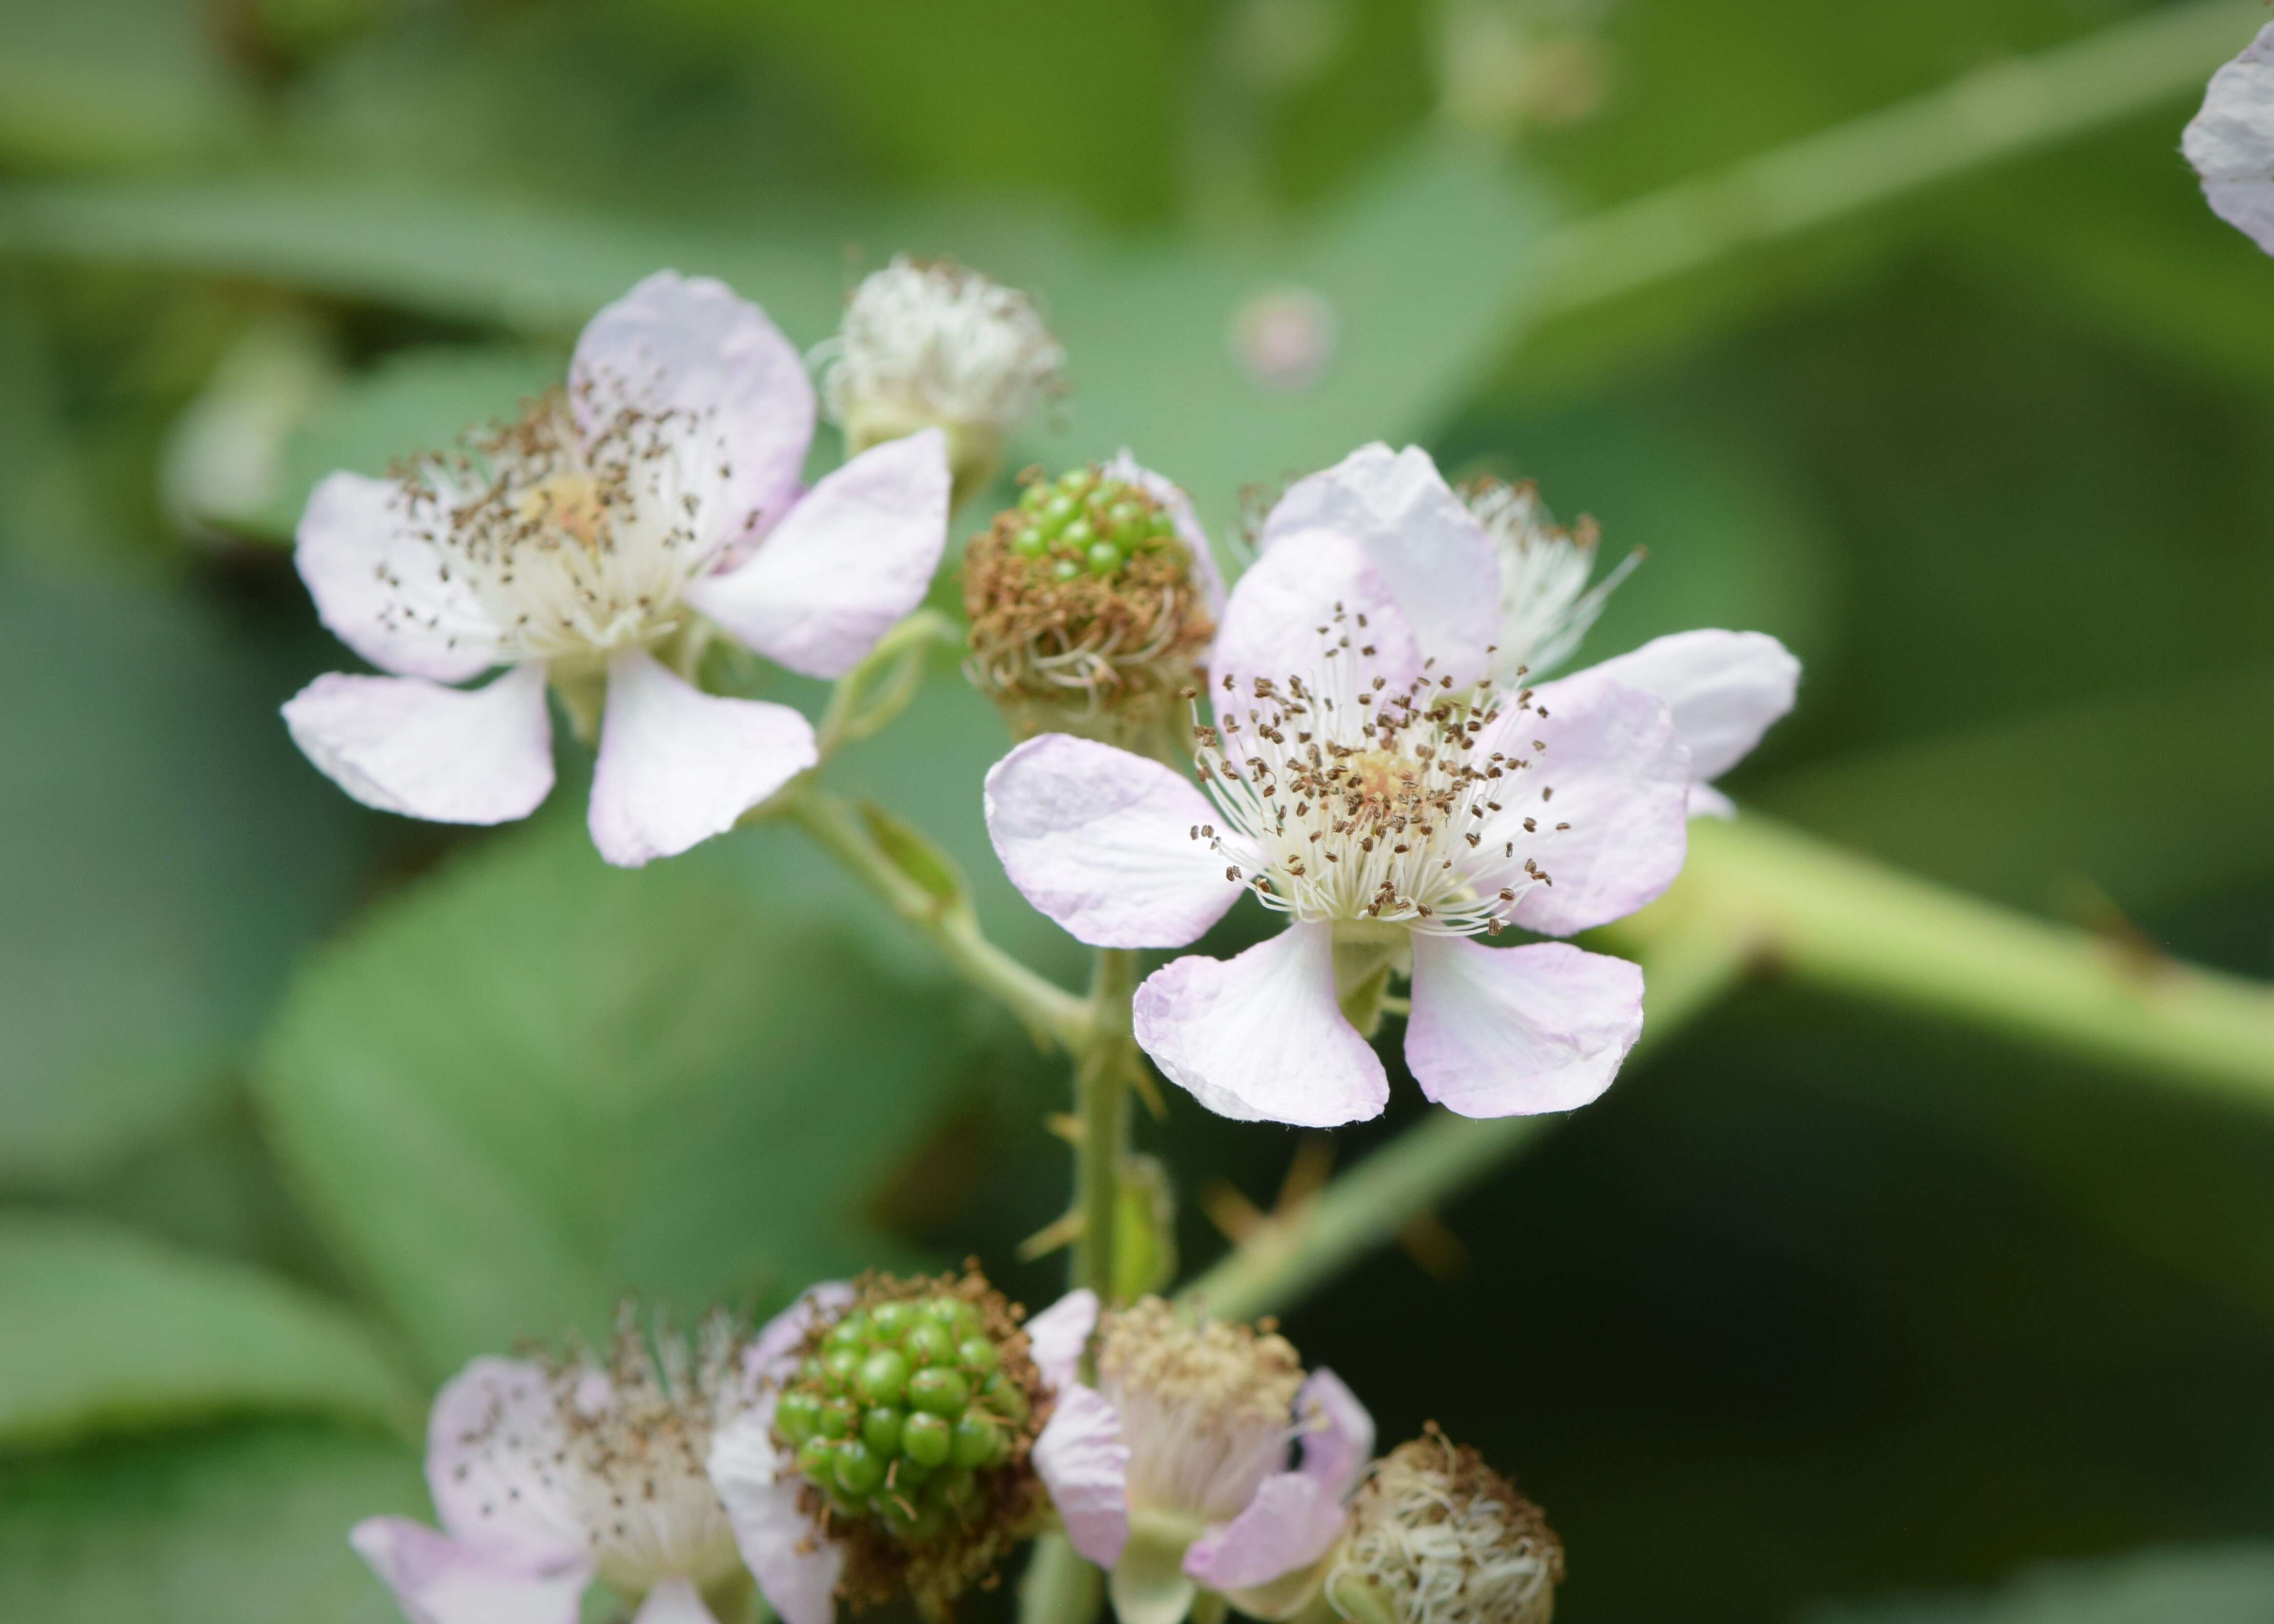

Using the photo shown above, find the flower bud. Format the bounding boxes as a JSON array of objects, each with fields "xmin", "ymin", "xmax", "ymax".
[
  {"xmin": 963, "ymin": 457, "xmax": 1218, "ymax": 754},
  {"xmin": 817, "ymin": 256, "xmax": 1067, "ymax": 506},
  {"xmin": 1324, "ymin": 1431, "xmax": 1563, "ymax": 1624},
  {"xmin": 1463, "ymin": 476, "xmax": 1639, "ymax": 685}
]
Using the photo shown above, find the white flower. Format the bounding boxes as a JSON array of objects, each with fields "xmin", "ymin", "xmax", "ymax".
[
  {"xmin": 1031, "ymin": 1297, "xmax": 1374, "ymax": 1624},
  {"xmin": 816, "ymin": 257, "xmax": 1066, "ymax": 498},
  {"xmin": 1464, "ymin": 479, "xmax": 1637, "ymax": 685},
  {"xmin": 283, "ymin": 271, "xmax": 951, "ymax": 867},
  {"xmin": 2185, "ymin": 23, "xmax": 2274, "ymax": 257},
  {"xmin": 353, "ymin": 1310, "xmax": 755, "ymax": 1624},
  {"xmin": 1325, "ymin": 1432, "xmax": 1563, "ymax": 1624}
]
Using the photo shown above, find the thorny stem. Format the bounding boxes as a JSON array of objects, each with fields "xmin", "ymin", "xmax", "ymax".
[
  {"xmin": 1072, "ymin": 948, "xmax": 1141, "ymax": 1311},
  {"xmin": 780, "ymin": 782, "xmax": 1091, "ymax": 1051}
]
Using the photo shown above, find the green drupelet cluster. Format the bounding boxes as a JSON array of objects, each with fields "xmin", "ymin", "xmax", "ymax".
[
  {"xmin": 777, "ymin": 1294, "xmax": 1031, "ymax": 1545},
  {"xmin": 1009, "ymin": 466, "xmax": 1181, "ymax": 580}
]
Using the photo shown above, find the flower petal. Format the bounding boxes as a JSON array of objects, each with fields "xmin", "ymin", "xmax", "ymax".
[
  {"xmin": 2185, "ymin": 23, "xmax": 2274, "ymax": 256},
  {"xmin": 1133, "ymin": 923, "xmax": 1388, "ymax": 1127},
  {"xmin": 1106, "ymin": 449, "xmax": 1225, "ymax": 616},
  {"xmin": 424, "ymin": 1357, "xmax": 591, "ymax": 1560},
  {"xmin": 1258, "ymin": 443, "xmax": 1500, "ymax": 686},
  {"xmin": 282, "ymin": 664, "xmax": 554, "ymax": 825},
  {"xmin": 632, "ymin": 1576, "xmax": 721, "ymax": 1624},
  {"xmin": 351, "ymin": 1518, "xmax": 589, "ymax": 1624},
  {"xmin": 1577, "ymin": 629, "xmax": 1798, "ymax": 785},
  {"xmin": 1033, "ymin": 1383, "xmax": 1131, "ymax": 1568},
  {"xmin": 1293, "ymin": 1368, "xmax": 1373, "ymax": 1498},
  {"xmin": 1406, "ymin": 938, "xmax": 1644, "ymax": 1117},
  {"xmin": 295, "ymin": 472, "xmax": 508, "ymax": 682},
  {"xmin": 745, "ymin": 1282, "xmax": 856, "ymax": 1390},
  {"xmin": 587, "ymin": 648, "xmax": 817, "ymax": 868},
  {"xmin": 984, "ymin": 735, "xmax": 1249, "ymax": 950},
  {"xmin": 571, "ymin": 271, "xmax": 814, "ymax": 542},
  {"xmin": 1025, "ymin": 1289, "xmax": 1100, "ymax": 1392},
  {"xmin": 1210, "ymin": 529, "xmax": 1422, "ymax": 706},
  {"xmin": 687, "ymin": 429, "xmax": 951, "ymax": 680},
  {"xmin": 1479, "ymin": 667, "xmax": 1690, "ymax": 937},
  {"xmin": 1182, "ymin": 1368, "xmax": 1372, "ymax": 1592},
  {"xmin": 709, "ymin": 1411, "xmax": 844, "ymax": 1624}
]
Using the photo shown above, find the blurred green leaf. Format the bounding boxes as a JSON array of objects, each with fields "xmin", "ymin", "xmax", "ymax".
[
  {"xmin": 1804, "ymin": 1544, "xmax": 2274, "ymax": 1623},
  {"xmin": 0, "ymin": 1421, "xmax": 423, "ymax": 1624},
  {"xmin": 0, "ymin": 564, "xmax": 368, "ymax": 1187},
  {"xmin": 0, "ymin": 1214, "xmax": 415, "ymax": 1448},
  {"xmin": 253, "ymin": 810, "xmax": 982, "ymax": 1381},
  {"xmin": 0, "ymin": 0, "xmax": 251, "ymax": 170}
]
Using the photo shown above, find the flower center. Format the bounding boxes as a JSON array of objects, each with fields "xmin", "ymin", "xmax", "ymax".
[{"xmin": 513, "ymin": 471, "xmax": 609, "ymax": 552}]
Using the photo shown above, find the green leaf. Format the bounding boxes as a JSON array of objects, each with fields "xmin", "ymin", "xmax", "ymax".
[
  {"xmin": 0, "ymin": 1421, "xmax": 425, "ymax": 1624},
  {"xmin": 1805, "ymin": 1544, "xmax": 2274, "ymax": 1623},
  {"xmin": 0, "ymin": 0, "xmax": 250, "ymax": 170},
  {"xmin": 253, "ymin": 810, "xmax": 982, "ymax": 1381},
  {"xmin": 0, "ymin": 564, "xmax": 369, "ymax": 1187},
  {"xmin": 0, "ymin": 1214, "xmax": 416, "ymax": 1447}
]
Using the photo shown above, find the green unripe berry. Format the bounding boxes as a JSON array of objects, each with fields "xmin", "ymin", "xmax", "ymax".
[
  {"xmin": 798, "ymin": 1356, "xmax": 825, "ymax": 1384},
  {"xmin": 857, "ymin": 1348, "xmax": 910, "ymax": 1405},
  {"xmin": 951, "ymin": 1413, "xmax": 1004, "ymax": 1469},
  {"xmin": 775, "ymin": 1391, "xmax": 823, "ymax": 1443},
  {"xmin": 1061, "ymin": 518, "xmax": 1095, "ymax": 549},
  {"xmin": 824, "ymin": 1314, "xmax": 867, "ymax": 1351},
  {"xmin": 822, "ymin": 1347, "xmax": 860, "ymax": 1387},
  {"xmin": 1086, "ymin": 541, "xmax": 1123, "ymax": 576},
  {"xmin": 919, "ymin": 1298, "xmax": 966, "ymax": 1331},
  {"xmin": 903, "ymin": 1322, "xmax": 954, "ymax": 1367},
  {"xmin": 1038, "ymin": 493, "xmax": 1079, "ymax": 533},
  {"xmin": 818, "ymin": 1401, "xmax": 856, "ymax": 1440},
  {"xmin": 908, "ymin": 1367, "xmax": 970, "ymax": 1416},
  {"xmin": 861, "ymin": 1406, "xmax": 905, "ymax": 1456},
  {"xmin": 834, "ymin": 1441, "xmax": 888, "ymax": 1497},
  {"xmin": 981, "ymin": 1371, "xmax": 1029, "ymax": 1424},
  {"xmin": 795, "ymin": 1437, "xmax": 833, "ymax": 1478},
  {"xmin": 1056, "ymin": 468, "xmax": 1096, "ymax": 496},
  {"xmin": 957, "ymin": 1337, "xmax": 999, "ymax": 1375},
  {"xmin": 1011, "ymin": 523, "xmax": 1049, "ymax": 558},
  {"xmin": 894, "ymin": 1451, "xmax": 938, "ymax": 1487},
  {"xmin": 902, "ymin": 1410, "xmax": 953, "ymax": 1467},
  {"xmin": 1019, "ymin": 482, "xmax": 1052, "ymax": 513},
  {"xmin": 869, "ymin": 1302, "xmax": 914, "ymax": 1340},
  {"xmin": 1052, "ymin": 559, "xmax": 1081, "ymax": 581},
  {"xmin": 1105, "ymin": 501, "xmax": 1145, "ymax": 533}
]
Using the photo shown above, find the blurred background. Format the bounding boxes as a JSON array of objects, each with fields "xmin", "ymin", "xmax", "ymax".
[{"xmin": 7, "ymin": 0, "xmax": 2274, "ymax": 1620}]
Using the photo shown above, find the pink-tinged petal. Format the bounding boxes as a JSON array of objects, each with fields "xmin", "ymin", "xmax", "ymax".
[
  {"xmin": 1182, "ymin": 1474, "xmax": 1341, "ymax": 1593},
  {"xmin": 295, "ymin": 472, "xmax": 507, "ymax": 682},
  {"xmin": 1577, "ymin": 629, "xmax": 1798, "ymax": 784},
  {"xmin": 1258, "ymin": 444, "xmax": 1499, "ymax": 686},
  {"xmin": 632, "ymin": 1577, "xmax": 721, "ymax": 1624},
  {"xmin": 2185, "ymin": 24, "xmax": 2274, "ymax": 256},
  {"xmin": 745, "ymin": 1282, "xmax": 856, "ymax": 1390},
  {"xmin": 1210, "ymin": 529, "xmax": 1422, "ymax": 706},
  {"xmin": 688, "ymin": 429, "xmax": 951, "ymax": 680},
  {"xmin": 709, "ymin": 1412, "xmax": 843, "ymax": 1624},
  {"xmin": 1106, "ymin": 449, "xmax": 1224, "ymax": 616},
  {"xmin": 1025, "ymin": 1289, "xmax": 1100, "ymax": 1392},
  {"xmin": 1292, "ymin": 1368, "xmax": 1373, "ymax": 1498},
  {"xmin": 1033, "ymin": 1383, "xmax": 1131, "ymax": 1569},
  {"xmin": 425, "ymin": 1357, "xmax": 590, "ymax": 1560},
  {"xmin": 984, "ymin": 735, "xmax": 1248, "ymax": 950},
  {"xmin": 1479, "ymin": 668, "xmax": 1690, "ymax": 937},
  {"xmin": 571, "ymin": 271, "xmax": 813, "ymax": 542},
  {"xmin": 587, "ymin": 648, "xmax": 817, "ymax": 868},
  {"xmin": 351, "ymin": 1518, "xmax": 589, "ymax": 1624},
  {"xmin": 1688, "ymin": 783, "xmax": 1737, "ymax": 821},
  {"xmin": 1134, "ymin": 923, "xmax": 1388, "ymax": 1127},
  {"xmin": 1405, "ymin": 938, "xmax": 1644, "ymax": 1118},
  {"xmin": 283, "ymin": 664, "xmax": 553, "ymax": 826}
]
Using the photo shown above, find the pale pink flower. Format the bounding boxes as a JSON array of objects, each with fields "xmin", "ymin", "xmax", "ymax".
[
  {"xmin": 986, "ymin": 443, "xmax": 1792, "ymax": 1127},
  {"xmin": 1031, "ymin": 1295, "xmax": 1373, "ymax": 1624},
  {"xmin": 2186, "ymin": 23, "xmax": 2274, "ymax": 257},
  {"xmin": 284, "ymin": 271, "xmax": 950, "ymax": 867},
  {"xmin": 353, "ymin": 1314, "xmax": 755, "ymax": 1624}
]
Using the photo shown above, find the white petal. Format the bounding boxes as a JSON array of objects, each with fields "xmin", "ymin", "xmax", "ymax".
[
  {"xmin": 1292, "ymin": 1368, "xmax": 1373, "ymax": 1499},
  {"xmin": 587, "ymin": 648, "xmax": 817, "ymax": 868},
  {"xmin": 1258, "ymin": 443, "xmax": 1500, "ymax": 686},
  {"xmin": 2185, "ymin": 23, "xmax": 2274, "ymax": 255},
  {"xmin": 1688, "ymin": 783, "xmax": 1737, "ymax": 821},
  {"xmin": 282, "ymin": 664, "xmax": 553, "ymax": 825},
  {"xmin": 1405, "ymin": 938, "xmax": 1644, "ymax": 1118},
  {"xmin": 571, "ymin": 271, "xmax": 814, "ymax": 542},
  {"xmin": 1133, "ymin": 923, "xmax": 1388, "ymax": 1127},
  {"xmin": 424, "ymin": 1357, "xmax": 591, "ymax": 1560},
  {"xmin": 295, "ymin": 471, "xmax": 507, "ymax": 682},
  {"xmin": 744, "ymin": 1282, "xmax": 856, "ymax": 1390},
  {"xmin": 984, "ymin": 735, "xmax": 1249, "ymax": 950},
  {"xmin": 709, "ymin": 1412, "xmax": 842, "ymax": 1624},
  {"xmin": 1106, "ymin": 449, "xmax": 1225, "ymax": 616},
  {"xmin": 1025, "ymin": 1289, "xmax": 1100, "ymax": 1392},
  {"xmin": 1033, "ymin": 1383, "xmax": 1131, "ymax": 1569},
  {"xmin": 688, "ymin": 429, "xmax": 951, "ymax": 681},
  {"xmin": 351, "ymin": 1518, "xmax": 589, "ymax": 1624},
  {"xmin": 1182, "ymin": 1366, "xmax": 1372, "ymax": 1590},
  {"xmin": 1577, "ymin": 629, "xmax": 1798, "ymax": 783},
  {"xmin": 1479, "ymin": 666, "xmax": 1691, "ymax": 937},
  {"xmin": 632, "ymin": 1576, "xmax": 721, "ymax": 1624},
  {"xmin": 1210, "ymin": 529, "xmax": 1421, "ymax": 708}
]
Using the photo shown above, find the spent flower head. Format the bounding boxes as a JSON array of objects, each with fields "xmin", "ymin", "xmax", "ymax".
[
  {"xmin": 1325, "ymin": 1430, "xmax": 1563, "ymax": 1624},
  {"xmin": 817, "ymin": 256, "xmax": 1067, "ymax": 504}
]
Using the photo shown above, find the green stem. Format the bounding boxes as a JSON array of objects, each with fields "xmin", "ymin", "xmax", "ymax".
[
  {"xmin": 1186, "ymin": 913, "xmax": 1754, "ymax": 1322},
  {"xmin": 782, "ymin": 784, "xmax": 1091, "ymax": 1052},
  {"xmin": 1072, "ymin": 948, "xmax": 1141, "ymax": 1306},
  {"xmin": 1018, "ymin": 1531, "xmax": 1103, "ymax": 1624}
]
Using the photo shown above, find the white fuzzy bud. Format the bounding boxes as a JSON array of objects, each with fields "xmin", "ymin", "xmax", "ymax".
[{"xmin": 1325, "ymin": 1433, "xmax": 1563, "ymax": 1624}]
